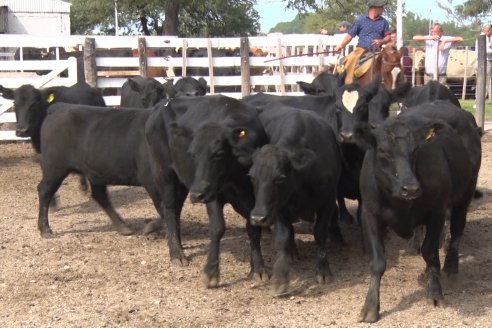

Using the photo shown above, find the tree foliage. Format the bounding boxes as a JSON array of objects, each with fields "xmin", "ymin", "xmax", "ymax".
[
  {"xmin": 69, "ymin": 0, "xmax": 260, "ymax": 37},
  {"xmin": 438, "ymin": 0, "xmax": 492, "ymax": 26}
]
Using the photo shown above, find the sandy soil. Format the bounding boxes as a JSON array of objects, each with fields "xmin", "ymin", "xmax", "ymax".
[{"xmin": 0, "ymin": 134, "xmax": 491, "ymax": 328}]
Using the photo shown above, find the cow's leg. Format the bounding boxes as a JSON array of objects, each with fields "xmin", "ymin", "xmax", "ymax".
[
  {"xmin": 421, "ymin": 214, "xmax": 445, "ymax": 305},
  {"xmin": 89, "ymin": 184, "xmax": 134, "ymax": 236},
  {"xmin": 202, "ymin": 201, "xmax": 225, "ymax": 288},
  {"xmin": 359, "ymin": 207, "xmax": 386, "ymax": 323},
  {"xmin": 37, "ymin": 175, "xmax": 66, "ymax": 237},
  {"xmin": 245, "ymin": 221, "xmax": 269, "ymax": 282},
  {"xmin": 443, "ymin": 205, "xmax": 467, "ymax": 276},
  {"xmin": 159, "ymin": 181, "xmax": 187, "ymax": 266},
  {"xmin": 271, "ymin": 218, "xmax": 295, "ymax": 295},
  {"xmin": 337, "ymin": 195, "xmax": 355, "ymax": 225},
  {"xmin": 314, "ymin": 201, "xmax": 338, "ymax": 284},
  {"xmin": 229, "ymin": 201, "xmax": 268, "ymax": 282},
  {"xmin": 143, "ymin": 181, "xmax": 187, "ymax": 239}
]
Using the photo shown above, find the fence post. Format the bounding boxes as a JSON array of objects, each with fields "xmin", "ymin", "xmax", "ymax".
[
  {"xmin": 84, "ymin": 37, "xmax": 97, "ymax": 88},
  {"xmin": 240, "ymin": 36, "xmax": 251, "ymax": 97},
  {"xmin": 138, "ymin": 37, "xmax": 148, "ymax": 77},
  {"xmin": 277, "ymin": 37, "xmax": 286, "ymax": 94},
  {"xmin": 207, "ymin": 38, "xmax": 215, "ymax": 95},
  {"xmin": 461, "ymin": 46, "xmax": 468, "ymax": 100},
  {"xmin": 476, "ymin": 35, "xmax": 486, "ymax": 130}
]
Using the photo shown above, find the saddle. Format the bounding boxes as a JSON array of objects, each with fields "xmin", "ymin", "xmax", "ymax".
[{"xmin": 336, "ymin": 51, "xmax": 378, "ymax": 77}]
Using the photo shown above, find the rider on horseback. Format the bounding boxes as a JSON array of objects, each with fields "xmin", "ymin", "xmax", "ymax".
[{"xmin": 334, "ymin": 0, "xmax": 392, "ymax": 84}]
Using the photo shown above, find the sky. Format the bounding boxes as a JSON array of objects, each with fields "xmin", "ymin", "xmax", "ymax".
[{"xmin": 255, "ymin": 0, "xmax": 467, "ymax": 33}]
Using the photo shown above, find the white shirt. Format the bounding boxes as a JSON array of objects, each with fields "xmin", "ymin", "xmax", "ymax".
[{"xmin": 424, "ymin": 37, "xmax": 453, "ymax": 75}]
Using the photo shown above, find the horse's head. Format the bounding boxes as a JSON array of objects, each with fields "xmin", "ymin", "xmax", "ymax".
[{"xmin": 379, "ymin": 43, "xmax": 405, "ymax": 91}]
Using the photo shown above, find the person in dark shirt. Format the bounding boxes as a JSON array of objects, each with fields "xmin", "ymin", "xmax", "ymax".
[{"xmin": 334, "ymin": 0, "xmax": 391, "ymax": 84}]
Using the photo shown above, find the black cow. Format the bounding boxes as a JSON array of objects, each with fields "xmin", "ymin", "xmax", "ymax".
[
  {"xmin": 36, "ymin": 103, "xmax": 189, "ymax": 263},
  {"xmin": 400, "ymin": 80, "xmax": 461, "ymax": 109},
  {"xmin": 249, "ymin": 105, "xmax": 342, "ymax": 294},
  {"xmin": 296, "ymin": 71, "xmax": 344, "ymax": 98},
  {"xmin": 353, "ymin": 112, "xmax": 479, "ymax": 322},
  {"xmin": 145, "ymin": 95, "xmax": 268, "ymax": 286},
  {"xmin": 0, "ymin": 81, "xmax": 106, "ymax": 154},
  {"xmin": 120, "ymin": 76, "xmax": 169, "ymax": 108},
  {"xmin": 120, "ymin": 76, "xmax": 208, "ymax": 108}
]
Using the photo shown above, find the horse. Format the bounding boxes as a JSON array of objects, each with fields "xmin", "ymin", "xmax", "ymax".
[{"xmin": 342, "ymin": 43, "xmax": 405, "ymax": 91}]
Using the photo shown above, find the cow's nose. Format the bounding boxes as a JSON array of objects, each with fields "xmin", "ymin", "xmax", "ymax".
[
  {"xmin": 400, "ymin": 184, "xmax": 421, "ymax": 199},
  {"xmin": 15, "ymin": 128, "xmax": 29, "ymax": 138},
  {"xmin": 339, "ymin": 131, "xmax": 353, "ymax": 143},
  {"xmin": 250, "ymin": 214, "xmax": 267, "ymax": 226},
  {"xmin": 189, "ymin": 191, "xmax": 205, "ymax": 204}
]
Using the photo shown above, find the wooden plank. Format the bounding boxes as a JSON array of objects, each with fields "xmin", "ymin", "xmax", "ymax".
[
  {"xmin": 97, "ymin": 70, "xmax": 140, "ymax": 77},
  {"xmin": 138, "ymin": 37, "xmax": 148, "ymax": 77},
  {"xmin": 84, "ymin": 37, "xmax": 97, "ymax": 88},
  {"xmin": 207, "ymin": 38, "xmax": 215, "ymax": 94},
  {"xmin": 240, "ymin": 37, "xmax": 251, "ymax": 97}
]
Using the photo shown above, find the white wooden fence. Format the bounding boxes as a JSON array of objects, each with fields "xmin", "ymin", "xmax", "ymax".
[{"xmin": 0, "ymin": 33, "xmax": 357, "ymax": 141}]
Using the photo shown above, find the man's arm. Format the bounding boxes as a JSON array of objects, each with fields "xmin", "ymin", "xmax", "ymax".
[
  {"xmin": 442, "ymin": 36, "xmax": 463, "ymax": 44},
  {"xmin": 413, "ymin": 35, "xmax": 439, "ymax": 42},
  {"xmin": 334, "ymin": 34, "xmax": 354, "ymax": 52}
]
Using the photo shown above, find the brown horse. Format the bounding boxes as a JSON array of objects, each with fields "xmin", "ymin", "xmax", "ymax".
[{"xmin": 353, "ymin": 43, "xmax": 404, "ymax": 91}]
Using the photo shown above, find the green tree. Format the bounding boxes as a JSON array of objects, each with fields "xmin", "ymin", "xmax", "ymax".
[
  {"xmin": 437, "ymin": 0, "xmax": 492, "ymax": 26},
  {"xmin": 70, "ymin": 0, "xmax": 260, "ymax": 37}
]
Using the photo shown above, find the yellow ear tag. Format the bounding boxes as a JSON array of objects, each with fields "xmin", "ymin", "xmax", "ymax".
[
  {"xmin": 47, "ymin": 93, "xmax": 55, "ymax": 103},
  {"xmin": 239, "ymin": 130, "xmax": 247, "ymax": 138},
  {"xmin": 425, "ymin": 128, "xmax": 435, "ymax": 141}
]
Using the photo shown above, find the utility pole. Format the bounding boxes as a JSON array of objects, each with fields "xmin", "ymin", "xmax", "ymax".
[
  {"xmin": 114, "ymin": 0, "xmax": 119, "ymax": 36},
  {"xmin": 397, "ymin": 0, "xmax": 403, "ymax": 48}
]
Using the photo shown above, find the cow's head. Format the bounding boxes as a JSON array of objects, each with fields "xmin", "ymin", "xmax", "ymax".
[
  {"xmin": 5, "ymin": 85, "xmax": 52, "ymax": 138},
  {"xmin": 297, "ymin": 72, "xmax": 344, "ymax": 97},
  {"xmin": 249, "ymin": 145, "xmax": 316, "ymax": 226},
  {"xmin": 187, "ymin": 122, "xmax": 239, "ymax": 203},
  {"xmin": 127, "ymin": 77, "xmax": 166, "ymax": 107},
  {"xmin": 354, "ymin": 117, "xmax": 447, "ymax": 200},
  {"xmin": 173, "ymin": 77, "xmax": 208, "ymax": 97}
]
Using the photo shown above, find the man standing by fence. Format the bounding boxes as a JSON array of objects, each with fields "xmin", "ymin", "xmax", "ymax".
[
  {"xmin": 476, "ymin": 24, "xmax": 492, "ymax": 98},
  {"xmin": 413, "ymin": 23, "xmax": 463, "ymax": 85}
]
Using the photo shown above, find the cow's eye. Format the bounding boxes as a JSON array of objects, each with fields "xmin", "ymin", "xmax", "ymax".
[{"xmin": 212, "ymin": 149, "xmax": 225, "ymax": 160}]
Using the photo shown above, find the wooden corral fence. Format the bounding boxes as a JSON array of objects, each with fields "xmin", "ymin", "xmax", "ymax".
[
  {"xmin": 3, "ymin": 34, "xmax": 484, "ymax": 142},
  {"xmin": 0, "ymin": 33, "xmax": 356, "ymax": 141}
]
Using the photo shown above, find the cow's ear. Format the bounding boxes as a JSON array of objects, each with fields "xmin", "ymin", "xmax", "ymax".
[
  {"xmin": 353, "ymin": 122, "xmax": 376, "ymax": 151},
  {"xmin": 198, "ymin": 77, "xmax": 207, "ymax": 91},
  {"xmin": 0, "ymin": 85, "xmax": 15, "ymax": 99},
  {"xmin": 127, "ymin": 78, "xmax": 140, "ymax": 91},
  {"xmin": 289, "ymin": 148, "xmax": 316, "ymax": 171},
  {"xmin": 423, "ymin": 121, "xmax": 446, "ymax": 142},
  {"xmin": 297, "ymin": 81, "xmax": 315, "ymax": 95}
]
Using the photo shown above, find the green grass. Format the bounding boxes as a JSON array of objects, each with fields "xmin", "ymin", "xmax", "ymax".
[{"xmin": 460, "ymin": 99, "xmax": 492, "ymax": 121}]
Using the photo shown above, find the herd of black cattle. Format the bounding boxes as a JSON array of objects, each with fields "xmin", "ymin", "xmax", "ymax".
[{"xmin": 0, "ymin": 72, "xmax": 482, "ymax": 323}]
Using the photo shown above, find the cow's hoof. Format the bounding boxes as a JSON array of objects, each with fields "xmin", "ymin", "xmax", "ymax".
[
  {"xmin": 316, "ymin": 272, "xmax": 333, "ymax": 284},
  {"xmin": 253, "ymin": 271, "xmax": 270, "ymax": 283},
  {"xmin": 427, "ymin": 296, "xmax": 446, "ymax": 307},
  {"xmin": 202, "ymin": 272, "xmax": 219, "ymax": 288},
  {"xmin": 358, "ymin": 307, "xmax": 380, "ymax": 323},
  {"xmin": 142, "ymin": 219, "xmax": 164, "ymax": 235},
  {"xmin": 171, "ymin": 257, "xmax": 189, "ymax": 267},
  {"xmin": 272, "ymin": 282, "xmax": 289, "ymax": 296},
  {"xmin": 40, "ymin": 230, "xmax": 54, "ymax": 239},
  {"xmin": 116, "ymin": 225, "xmax": 135, "ymax": 236}
]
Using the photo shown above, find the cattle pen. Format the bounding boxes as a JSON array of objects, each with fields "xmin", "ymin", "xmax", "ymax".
[{"xmin": 0, "ymin": 34, "xmax": 484, "ymax": 141}]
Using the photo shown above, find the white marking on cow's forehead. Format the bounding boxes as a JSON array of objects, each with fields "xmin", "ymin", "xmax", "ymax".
[
  {"xmin": 391, "ymin": 67, "xmax": 401, "ymax": 90},
  {"xmin": 342, "ymin": 90, "xmax": 359, "ymax": 113}
]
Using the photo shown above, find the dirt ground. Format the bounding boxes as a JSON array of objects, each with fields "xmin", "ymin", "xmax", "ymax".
[{"xmin": 0, "ymin": 133, "xmax": 491, "ymax": 328}]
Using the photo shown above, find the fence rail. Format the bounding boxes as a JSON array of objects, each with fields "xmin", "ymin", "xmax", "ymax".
[{"xmin": 0, "ymin": 34, "xmax": 485, "ymax": 141}]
